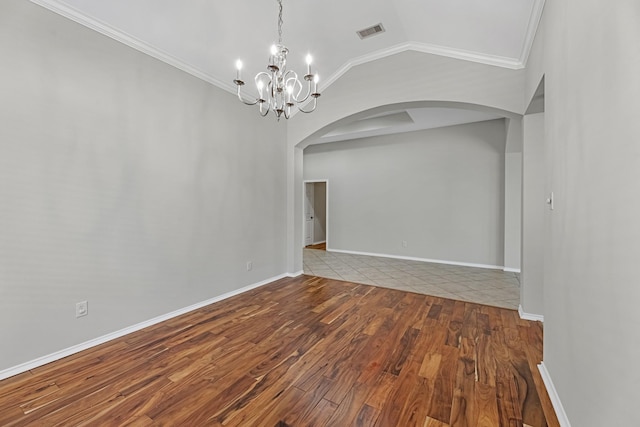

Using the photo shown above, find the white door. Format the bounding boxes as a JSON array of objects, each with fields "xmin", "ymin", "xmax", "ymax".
[{"xmin": 304, "ymin": 183, "xmax": 314, "ymax": 246}]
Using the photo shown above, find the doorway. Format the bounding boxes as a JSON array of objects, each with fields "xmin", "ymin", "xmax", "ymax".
[{"xmin": 303, "ymin": 180, "xmax": 328, "ymax": 249}]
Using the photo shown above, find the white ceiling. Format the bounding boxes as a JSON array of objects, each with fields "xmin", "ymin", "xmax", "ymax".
[
  {"xmin": 316, "ymin": 108, "xmax": 503, "ymax": 144},
  {"xmin": 31, "ymin": 0, "xmax": 543, "ymax": 142},
  {"xmin": 31, "ymin": 0, "xmax": 544, "ymax": 93}
]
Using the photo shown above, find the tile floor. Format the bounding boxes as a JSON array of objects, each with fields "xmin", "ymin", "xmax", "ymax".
[{"xmin": 303, "ymin": 248, "xmax": 521, "ymax": 310}]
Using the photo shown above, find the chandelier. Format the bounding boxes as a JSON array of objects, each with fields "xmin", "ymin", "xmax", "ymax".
[{"xmin": 233, "ymin": 0, "xmax": 320, "ymax": 120}]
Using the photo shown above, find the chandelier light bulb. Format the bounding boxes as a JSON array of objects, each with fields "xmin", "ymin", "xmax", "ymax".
[
  {"xmin": 235, "ymin": 59, "xmax": 243, "ymax": 80},
  {"xmin": 286, "ymin": 84, "xmax": 293, "ymax": 102},
  {"xmin": 306, "ymin": 54, "xmax": 313, "ymax": 75},
  {"xmin": 257, "ymin": 80, "xmax": 264, "ymax": 99},
  {"xmin": 270, "ymin": 44, "xmax": 278, "ymax": 55}
]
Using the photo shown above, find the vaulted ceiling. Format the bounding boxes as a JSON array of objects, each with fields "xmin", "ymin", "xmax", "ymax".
[
  {"xmin": 30, "ymin": 0, "xmax": 543, "ymax": 142},
  {"xmin": 31, "ymin": 0, "xmax": 544, "ymax": 95}
]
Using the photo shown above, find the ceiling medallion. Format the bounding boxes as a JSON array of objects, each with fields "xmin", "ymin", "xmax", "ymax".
[{"xmin": 233, "ymin": 0, "xmax": 320, "ymax": 120}]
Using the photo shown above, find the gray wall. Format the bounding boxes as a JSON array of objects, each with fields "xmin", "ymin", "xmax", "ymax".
[
  {"xmin": 0, "ymin": 0, "xmax": 287, "ymax": 372},
  {"xmin": 304, "ymin": 120, "xmax": 506, "ymax": 267},
  {"xmin": 504, "ymin": 118, "xmax": 523, "ymax": 271},
  {"xmin": 313, "ymin": 182, "xmax": 327, "ymax": 243},
  {"xmin": 521, "ymin": 113, "xmax": 545, "ymax": 316},
  {"xmin": 531, "ymin": 1, "xmax": 640, "ymax": 425},
  {"xmin": 287, "ymin": 49, "xmax": 526, "ymax": 276},
  {"xmin": 288, "ymin": 50, "xmax": 527, "ymax": 146}
]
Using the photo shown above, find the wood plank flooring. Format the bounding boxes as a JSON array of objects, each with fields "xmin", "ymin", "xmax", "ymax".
[
  {"xmin": 305, "ymin": 242, "xmax": 326, "ymax": 250},
  {"xmin": 0, "ymin": 275, "xmax": 559, "ymax": 426}
]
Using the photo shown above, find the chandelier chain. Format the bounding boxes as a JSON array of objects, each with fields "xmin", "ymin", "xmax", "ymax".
[{"xmin": 277, "ymin": 0, "xmax": 283, "ymax": 44}]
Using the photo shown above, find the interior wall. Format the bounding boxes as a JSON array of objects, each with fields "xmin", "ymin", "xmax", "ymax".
[
  {"xmin": 0, "ymin": 0, "xmax": 287, "ymax": 373},
  {"xmin": 313, "ymin": 182, "xmax": 327, "ymax": 243},
  {"xmin": 521, "ymin": 113, "xmax": 545, "ymax": 316},
  {"xmin": 537, "ymin": 1, "xmax": 640, "ymax": 425},
  {"xmin": 504, "ymin": 118, "xmax": 523, "ymax": 271},
  {"xmin": 288, "ymin": 50, "xmax": 527, "ymax": 146},
  {"xmin": 504, "ymin": 152, "xmax": 522, "ymax": 271},
  {"xmin": 303, "ymin": 120, "xmax": 506, "ymax": 267},
  {"xmin": 524, "ymin": 3, "xmax": 546, "ymax": 109},
  {"xmin": 286, "ymin": 50, "xmax": 527, "ymax": 275}
]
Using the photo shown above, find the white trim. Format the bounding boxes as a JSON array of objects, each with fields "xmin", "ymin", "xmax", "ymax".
[
  {"xmin": 327, "ymin": 248, "xmax": 504, "ymax": 271},
  {"xmin": 520, "ymin": 0, "xmax": 546, "ymax": 67},
  {"xmin": 28, "ymin": 0, "xmax": 238, "ymax": 96},
  {"xmin": 30, "ymin": 0, "xmax": 532, "ymax": 110},
  {"xmin": 503, "ymin": 267, "xmax": 521, "ymax": 273},
  {"xmin": 518, "ymin": 304, "xmax": 544, "ymax": 322},
  {"xmin": 409, "ymin": 41, "xmax": 524, "ymax": 69},
  {"xmin": 318, "ymin": 41, "xmax": 523, "ymax": 96},
  {"xmin": 538, "ymin": 362, "xmax": 572, "ymax": 427},
  {"xmin": 0, "ymin": 273, "xmax": 288, "ymax": 381},
  {"xmin": 286, "ymin": 270, "xmax": 304, "ymax": 277},
  {"xmin": 291, "ymin": 41, "xmax": 522, "ymax": 117},
  {"xmin": 311, "ymin": 240, "xmax": 326, "ymax": 245}
]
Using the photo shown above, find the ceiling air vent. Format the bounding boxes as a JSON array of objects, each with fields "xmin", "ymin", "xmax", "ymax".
[{"xmin": 357, "ymin": 23, "xmax": 385, "ymax": 40}]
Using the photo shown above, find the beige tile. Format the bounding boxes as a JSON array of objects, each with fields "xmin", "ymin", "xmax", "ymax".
[
  {"xmin": 463, "ymin": 281, "xmax": 498, "ymax": 291},
  {"xmin": 303, "ymin": 250, "xmax": 522, "ymax": 308},
  {"xmin": 435, "ymin": 282, "xmax": 474, "ymax": 294},
  {"xmin": 387, "ymin": 271, "xmax": 416, "ymax": 280},
  {"xmin": 339, "ymin": 274, "xmax": 369, "ymax": 284},
  {"xmin": 363, "ymin": 271, "xmax": 393, "ymax": 280}
]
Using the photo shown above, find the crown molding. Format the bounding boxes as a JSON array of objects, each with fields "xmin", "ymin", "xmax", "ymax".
[
  {"xmin": 320, "ymin": 41, "xmax": 524, "ymax": 95},
  {"xmin": 520, "ymin": 0, "xmax": 546, "ymax": 66},
  {"xmin": 30, "ymin": 0, "xmax": 541, "ymax": 111},
  {"xmin": 291, "ymin": 41, "xmax": 524, "ymax": 117},
  {"xmin": 29, "ymin": 0, "xmax": 238, "ymax": 95}
]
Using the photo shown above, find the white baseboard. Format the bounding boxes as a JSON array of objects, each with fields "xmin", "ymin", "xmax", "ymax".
[
  {"xmin": 503, "ymin": 267, "xmax": 521, "ymax": 273},
  {"xmin": 312, "ymin": 240, "xmax": 326, "ymax": 245},
  {"xmin": 0, "ymin": 273, "xmax": 289, "ymax": 381},
  {"xmin": 287, "ymin": 270, "xmax": 304, "ymax": 277},
  {"xmin": 538, "ymin": 362, "xmax": 572, "ymax": 426},
  {"xmin": 327, "ymin": 248, "xmax": 504, "ymax": 271},
  {"xmin": 518, "ymin": 304, "xmax": 544, "ymax": 322}
]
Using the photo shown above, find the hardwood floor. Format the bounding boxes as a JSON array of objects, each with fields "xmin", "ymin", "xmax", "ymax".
[
  {"xmin": 0, "ymin": 275, "xmax": 558, "ymax": 426},
  {"xmin": 305, "ymin": 242, "xmax": 326, "ymax": 250}
]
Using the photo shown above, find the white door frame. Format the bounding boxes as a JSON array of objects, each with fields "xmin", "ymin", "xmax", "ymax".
[{"xmin": 302, "ymin": 180, "xmax": 329, "ymax": 249}]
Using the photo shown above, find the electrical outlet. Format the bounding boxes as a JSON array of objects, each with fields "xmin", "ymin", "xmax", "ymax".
[
  {"xmin": 402, "ymin": 240, "xmax": 408, "ymax": 248},
  {"xmin": 76, "ymin": 301, "xmax": 88, "ymax": 318},
  {"xmin": 246, "ymin": 261, "xmax": 253, "ymax": 271}
]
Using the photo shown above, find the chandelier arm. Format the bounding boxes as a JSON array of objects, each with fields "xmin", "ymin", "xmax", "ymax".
[
  {"xmin": 283, "ymin": 70, "xmax": 297, "ymax": 83},
  {"xmin": 294, "ymin": 85, "xmax": 312, "ymax": 103},
  {"xmin": 292, "ymin": 76, "xmax": 313, "ymax": 103},
  {"xmin": 297, "ymin": 97, "xmax": 318, "ymax": 114},
  {"xmin": 259, "ymin": 100, "xmax": 270, "ymax": 116},
  {"xmin": 236, "ymin": 86, "xmax": 259, "ymax": 106},
  {"xmin": 283, "ymin": 71, "xmax": 306, "ymax": 103}
]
